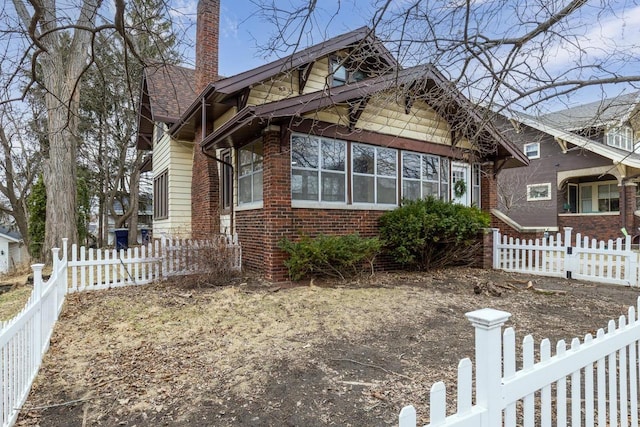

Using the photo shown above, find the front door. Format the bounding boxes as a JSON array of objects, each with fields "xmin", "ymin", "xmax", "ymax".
[{"xmin": 451, "ymin": 162, "xmax": 471, "ymax": 206}]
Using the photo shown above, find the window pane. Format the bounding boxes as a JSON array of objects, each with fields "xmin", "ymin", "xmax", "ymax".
[
  {"xmin": 253, "ymin": 171, "xmax": 263, "ymax": 202},
  {"xmin": 292, "ymin": 136, "xmax": 318, "ymax": 168},
  {"xmin": 291, "ymin": 169, "xmax": 318, "ymax": 201},
  {"xmin": 377, "ymin": 148, "xmax": 397, "ymax": 176},
  {"xmin": 377, "ymin": 177, "xmax": 396, "ymax": 204},
  {"xmin": 239, "ymin": 149, "xmax": 252, "ymax": 174},
  {"xmin": 423, "ymin": 181, "xmax": 439, "ymax": 198},
  {"xmin": 321, "ymin": 140, "xmax": 345, "ymax": 171},
  {"xmin": 402, "ymin": 153, "xmax": 420, "ymax": 179},
  {"xmin": 440, "ymin": 184, "xmax": 450, "ymax": 202},
  {"xmin": 424, "ymin": 156, "xmax": 439, "ymax": 181},
  {"xmin": 321, "ymin": 172, "xmax": 345, "ymax": 202},
  {"xmin": 403, "ymin": 180, "xmax": 420, "ymax": 201},
  {"xmin": 598, "ymin": 184, "xmax": 610, "ymax": 199},
  {"xmin": 440, "ymin": 158, "xmax": 449, "ymax": 183},
  {"xmin": 353, "ymin": 145, "xmax": 375, "ymax": 174},
  {"xmin": 239, "ymin": 176, "xmax": 252, "ymax": 203},
  {"xmin": 353, "ymin": 175, "xmax": 374, "ymax": 203}
]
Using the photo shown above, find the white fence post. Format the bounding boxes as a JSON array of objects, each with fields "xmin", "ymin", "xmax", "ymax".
[
  {"xmin": 492, "ymin": 228, "xmax": 500, "ymax": 269},
  {"xmin": 31, "ymin": 264, "xmax": 44, "ymax": 356},
  {"xmin": 465, "ymin": 308, "xmax": 511, "ymax": 427},
  {"xmin": 562, "ymin": 227, "xmax": 578, "ymax": 279},
  {"xmin": 399, "ymin": 405, "xmax": 417, "ymax": 427}
]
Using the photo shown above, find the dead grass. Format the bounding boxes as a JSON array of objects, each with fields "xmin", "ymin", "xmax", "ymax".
[
  {"xmin": 0, "ymin": 285, "xmax": 32, "ymax": 321},
  {"xmin": 14, "ymin": 268, "xmax": 640, "ymax": 426}
]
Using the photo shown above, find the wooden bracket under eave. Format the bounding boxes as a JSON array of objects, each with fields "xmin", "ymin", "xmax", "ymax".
[
  {"xmin": 298, "ymin": 63, "xmax": 315, "ymax": 95},
  {"xmin": 554, "ymin": 137, "xmax": 568, "ymax": 153},
  {"xmin": 615, "ymin": 162, "xmax": 627, "ymax": 180},
  {"xmin": 348, "ymin": 96, "xmax": 370, "ymax": 131}
]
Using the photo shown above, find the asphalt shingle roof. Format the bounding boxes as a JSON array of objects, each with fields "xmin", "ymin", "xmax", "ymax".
[{"xmin": 539, "ymin": 91, "xmax": 640, "ymax": 131}]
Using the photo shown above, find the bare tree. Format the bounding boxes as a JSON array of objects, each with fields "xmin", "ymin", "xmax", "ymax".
[
  {"xmin": 2, "ymin": 0, "xmax": 188, "ymax": 255},
  {"xmin": 0, "ymin": 104, "xmax": 41, "ymax": 245},
  {"xmin": 252, "ymin": 0, "xmax": 640, "ymax": 114}
]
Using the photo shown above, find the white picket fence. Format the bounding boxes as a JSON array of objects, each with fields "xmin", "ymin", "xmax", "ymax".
[
  {"xmin": 0, "ymin": 235, "xmax": 241, "ymax": 427},
  {"xmin": 400, "ymin": 301, "xmax": 640, "ymax": 426},
  {"xmin": 68, "ymin": 234, "xmax": 242, "ymax": 292},
  {"xmin": 493, "ymin": 227, "xmax": 639, "ymax": 286}
]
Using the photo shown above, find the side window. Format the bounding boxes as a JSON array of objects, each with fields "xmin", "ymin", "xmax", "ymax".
[
  {"xmin": 221, "ymin": 150, "xmax": 233, "ymax": 210},
  {"xmin": 238, "ymin": 141, "xmax": 263, "ymax": 205},
  {"xmin": 523, "ymin": 143, "xmax": 540, "ymax": 159},
  {"xmin": 153, "ymin": 169, "xmax": 168, "ymax": 219}
]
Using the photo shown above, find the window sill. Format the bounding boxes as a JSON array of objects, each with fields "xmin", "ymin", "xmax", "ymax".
[
  {"xmin": 558, "ymin": 212, "xmax": 619, "ymax": 216},
  {"xmin": 236, "ymin": 201, "xmax": 263, "ymax": 211},
  {"xmin": 292, "ymin": 200, "xmax": 397, "ymax": 210}
]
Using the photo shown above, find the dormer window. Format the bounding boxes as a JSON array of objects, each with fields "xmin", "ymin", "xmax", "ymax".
[
  {"xmin": 605, "ymin": 125, "xmax": 634, "ymax": 152},
  {"xmin": 330, "ymin": 57, "xmax": 367, "ymax": 87}
]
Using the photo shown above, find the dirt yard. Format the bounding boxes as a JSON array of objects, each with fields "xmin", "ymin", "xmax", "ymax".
[{"xmin": 10, "ymin": 268, "xmax": 640, "ymax": 426}]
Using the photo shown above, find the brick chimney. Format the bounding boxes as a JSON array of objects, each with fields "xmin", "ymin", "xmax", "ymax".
[
  {"xmin": 195, "ymin": 0, "xmax": 220, "ymax": 91},
  {"xmin": 192, "ymin": 0, "xmax": 221, "ymax": 239}
]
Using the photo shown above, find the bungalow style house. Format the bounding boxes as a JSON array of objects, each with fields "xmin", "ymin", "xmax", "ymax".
[
  {"xmin": 137, "ymin": 0, "xmax": 529, "ymax": 281},
  {"xmin": 496, "ymin": 92, "xmax": 640, "ymax": 242}
]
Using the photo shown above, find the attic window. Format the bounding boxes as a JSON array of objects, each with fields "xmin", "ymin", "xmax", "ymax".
[
  {"xmin": 330, "ymin": 57, "xmax": 367, "ymax": 87},
  {"xmin": 605, "ymin": 125, "xmax": 634, "ymax": 152}
]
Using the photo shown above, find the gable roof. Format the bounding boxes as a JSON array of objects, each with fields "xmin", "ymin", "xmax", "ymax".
[
  {"xmin": 167, "ymin": 26, "xmax": 398, "ymax": 140},
  {"xmin": 513, "ymin": 111, "xmax": 640, "ymax": 169},
  {"xmin": 202, "ymin": 64, "xmax": 528, "ymax": 168},
  {"xmin": 0, "ymin": 227, "xmax": 21, "ymax": 243},
  {"xmin": 209, "ymin": 26, "xmax": 397, "ymax": 97},
  {"xmin": 539, "ymin": 91, "xmax": 640, "ymax": 131},
  {"xmin": 137, "ymin": 64, "xmax": 197, "ymax": 149}
]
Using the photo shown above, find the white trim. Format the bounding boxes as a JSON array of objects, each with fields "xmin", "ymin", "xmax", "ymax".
[
  {"xmin": 235, "ymin": 201, "xmax": 264, "ymax": 211},
  {"xmin": 513, "ymin": 113, "xmax": 640, "ymax": 169},
  {"xmin": 523, "ymin": 142, "xmax": 540, "ymax": 159},
  {"xmin": 291, "ymin": 201, "xmax": 397, "ymax": 210},
  {"xmin": 0, "ymin": 233, "xmax": 21, "ymax": 243},
  {"xmin": 526, "ymin": 183, "xmax": 552, "ymax": 201},
  {"xmin": 558, "ymin": 212, "xmax": 618, "ymax": 217},
  {"xmin": 491, "ymin": 209, "xmax": 558, "ymax": 232}
]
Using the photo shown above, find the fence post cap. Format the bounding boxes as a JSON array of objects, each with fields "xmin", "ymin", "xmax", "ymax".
[
  {"xmin": 465, "ymin": 308, "xmax": 511, "ymax": 328},
  {"xmin": 31, "ymin": 263, "xmax": 45, "ymax": 271}
]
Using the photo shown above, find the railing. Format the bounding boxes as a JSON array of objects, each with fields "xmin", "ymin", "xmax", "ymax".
[
  {"xmin": 493, "ymin": 227, "xmax": 639, "ymax": 286},
  {"xmin": 400, "ymin": 300, "xmax": 640, "ymax": 426},
  {"xmin": 0, "ymin": 235, "xmax": 241, "ymax": 427}
]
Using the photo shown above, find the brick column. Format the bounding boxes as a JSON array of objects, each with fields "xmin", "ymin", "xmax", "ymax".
[
  {"xmin": 191, "ymin": 124, "xmax": 220, "ymax": 239},
  {"xmin": 262, "ymin": 127, "xmax": 293, "ymax": 282},
  {"xmin": 480, "ymin": 162, "xmax": 497, "ymax": 213},
  {"xmin": 623, "ymin": 182, "xmax": 637, "ymax": 234}
]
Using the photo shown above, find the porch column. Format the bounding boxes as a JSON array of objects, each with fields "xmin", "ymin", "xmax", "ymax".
[
  {"xmin": 262, "ymin": 126, "xmax": 293, "ymax": 282},
  {"xmin": 480, "ymin": 162, "xmax": 497, "ymax": 213},
  {"xmin": 622, "ymin": 182, "xmax": 637, "ymax": 234}
]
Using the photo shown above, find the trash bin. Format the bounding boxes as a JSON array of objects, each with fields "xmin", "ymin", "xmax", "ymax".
[
  {"xmin": 141, "ymin": 228, "xmax": 150, "ymax": 244},
  {"xmin": 114, "ymin": 228, "xmax": 128, "ymax": 250}
]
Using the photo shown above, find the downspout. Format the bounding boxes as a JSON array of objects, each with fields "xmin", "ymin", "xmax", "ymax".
[{"xmin": 202, "ymin": 148, "xmax": 234, "ymax": 236}]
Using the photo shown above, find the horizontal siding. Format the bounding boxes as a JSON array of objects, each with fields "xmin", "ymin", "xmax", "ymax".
[
  {"xmin": 246, "ymin": 72, "xmax": 299, "ymax": 106},
  {"xmin": 303, "ymin": 106, "xmax": 350, "ymax": 127},
  {"xmin": 357, "ymin": 96, "xmax": 451, "ymax": 144},
  {"xmin": 153, "ymin": 130, "xmax": 171, "ymax": 176},
  {"xmin": 214, "ymin": 107, "xmax": 238, "ymax": 130},
  {"xmin": 304, "ymin": 57, "xmax": 329, "ymax": 94}
]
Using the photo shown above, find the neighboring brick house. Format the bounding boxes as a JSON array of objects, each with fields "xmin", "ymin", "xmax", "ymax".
[
  {"xmin": 496, "ymin": 92, "xmax": 640, "ymax": 242},
  {"xmin": 137, "ymin": 0, "xmax": 529, "ymax": 281}
]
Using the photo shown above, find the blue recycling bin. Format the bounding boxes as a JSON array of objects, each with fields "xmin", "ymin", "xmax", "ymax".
[
  {"xmin": 114, "ymin": 228, "xmax": 128, "ymax": 250},
  {"xmin": 141, "ymin": 228, "xmax": 150, "ymax": 244}
]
